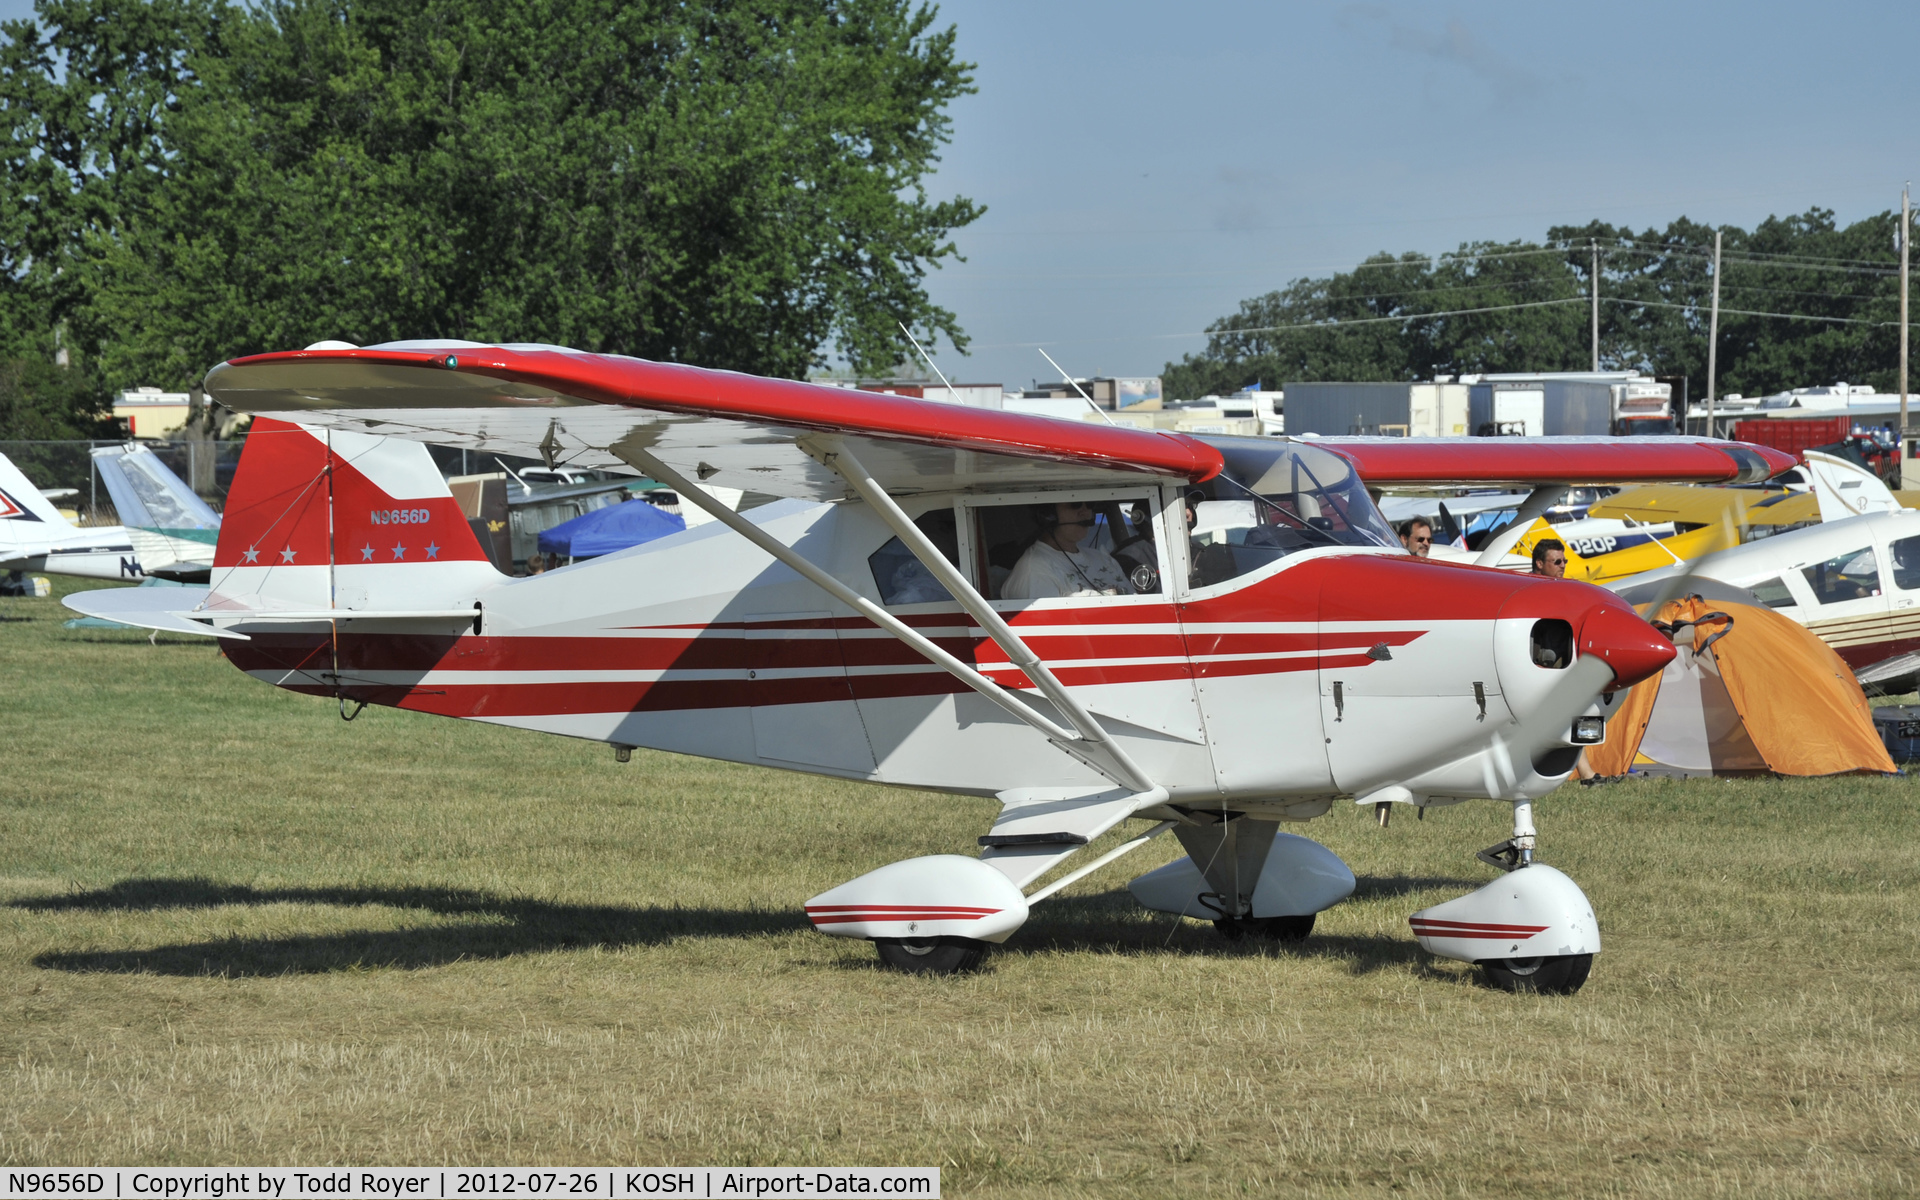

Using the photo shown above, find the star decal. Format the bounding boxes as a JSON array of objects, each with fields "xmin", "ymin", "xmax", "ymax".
[
  {"xmin": 243, "ymin": 546, "xmax": 260, "ymax": 563},
  {"xmin": 279, "ymin": 548, "xmax": 297, "ymax": 563},
  {"xmin": 390, "ymin": 544, "xmax": 406, "ymax": 560},
  {"xmin": 360, "ymin": 545, "xmax": 375, "ymax": 561},
  {"xmin": 424, "ymin": 542, "xmax": 440, "ymax": 559}
]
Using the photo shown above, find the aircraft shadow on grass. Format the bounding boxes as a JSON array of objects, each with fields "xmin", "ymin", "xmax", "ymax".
[
  {"xmin": 17, "ymin": 874, "xmax": 1476, "ymax": 980},
  {"xmin": 999, "ymin": 877, "xmax": 1474, "ymax": 979},
  {"xmin": 17, "ymin": 878, "xmax": 811, "ymax": 978}
]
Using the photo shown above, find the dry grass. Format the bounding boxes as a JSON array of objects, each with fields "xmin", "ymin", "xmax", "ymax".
[{"xmin": 3, "ymin": 578, "xmax": 1919, "ymax": 1196}]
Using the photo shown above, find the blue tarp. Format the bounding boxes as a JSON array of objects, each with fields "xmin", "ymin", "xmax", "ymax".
[{"xmin": 537, "ymin": 499, "xmax": 685, "ymax": 559}]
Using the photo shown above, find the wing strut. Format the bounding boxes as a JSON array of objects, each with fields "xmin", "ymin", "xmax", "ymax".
[{"xmin": 610, "ymin": 434, "xmax": 1165, "ymax": 803}]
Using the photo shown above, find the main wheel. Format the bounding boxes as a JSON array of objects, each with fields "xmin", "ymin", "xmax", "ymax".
[
  {"xmin": 1479, "ymin": 953, "xmax": 1593, "ymax": 996},
  {"xmin": 1252, "ymin": 914, "xmax": 1315, "ymax": 942},
  {"xmin": 874, "ymin": 936, "xmax": 989, "ymax": 976},
  {"xmin": 1212, "ymin": 914, "xmax": 1315, "ymax": 942}
]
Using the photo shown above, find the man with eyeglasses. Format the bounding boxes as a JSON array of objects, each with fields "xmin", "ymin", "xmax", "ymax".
[
  {"xmin": 1003, "ymin": 501, "xmax": 1135, "ymax": 599},
  {"xmin": 1400, "ymin": 518, "xmax": 1434, "ymax": 557},
  {"xmin": 1531, "ymin": 538, "xmax": 1568, "ymax": 579}
]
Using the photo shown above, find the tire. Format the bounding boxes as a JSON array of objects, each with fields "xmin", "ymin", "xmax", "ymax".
[
  {"xmin": 1479, "ymin": 953, "xmax": 1593, "ymax": 996},
  {"xmin": 1252, "ymin": 914, "xmax": 1315, "ymax": 942},
  {"xmin": 1213, "ymin": 914, "xmax": 1315, "ymax": 942},
  {"xmin": 874, "ymin": 936, "xmax": 989, "ymax": 976}
]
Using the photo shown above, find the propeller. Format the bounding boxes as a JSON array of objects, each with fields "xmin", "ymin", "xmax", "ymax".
[{"xmin": 1473, "ymin": 501, "xmax": 1759, "ymax": 866}]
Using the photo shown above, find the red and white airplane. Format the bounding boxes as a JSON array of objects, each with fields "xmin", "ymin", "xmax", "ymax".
[{"xmin": 69, "ymin": 341, "xmax": 1793, "ymax": 993}]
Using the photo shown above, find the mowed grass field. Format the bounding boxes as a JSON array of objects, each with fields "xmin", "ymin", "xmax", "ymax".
[{"xmin": 3, "ymin": 578, "xmax": 1919, "ymax": 1197}]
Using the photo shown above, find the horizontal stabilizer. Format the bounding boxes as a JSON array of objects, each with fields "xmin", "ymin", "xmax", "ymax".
[
  {"xmin": 63, "ymin": 586, "xmax": 242, "ymax": 639},
  {"xmin": 196, "ymin": 607, "xmax": 480, "ymax": 623}
]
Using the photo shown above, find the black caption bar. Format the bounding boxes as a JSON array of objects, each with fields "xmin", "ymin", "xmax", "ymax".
[{"xmin": 2, "ymin": 1171, "xmax": 938, "ymax": 1200}]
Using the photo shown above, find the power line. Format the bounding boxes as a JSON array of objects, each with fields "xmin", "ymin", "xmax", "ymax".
[
  {"xmin": 1188, "ymin": 293, "xmax": 1919, "ymax": 345},
  {"xmin": 1600, "ymin": 296, "xmax": 1910, "ymax": 327},
  {"xmin": 1190, "ymin": 297, "xmax": 1590, "ymax": 340}
]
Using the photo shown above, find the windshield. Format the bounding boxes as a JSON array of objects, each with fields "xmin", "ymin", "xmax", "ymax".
[{"xmin": 1186, "ymin": 438, "xmax": 1399, "ymax": 587}]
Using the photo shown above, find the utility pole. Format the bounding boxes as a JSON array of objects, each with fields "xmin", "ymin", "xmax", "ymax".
[
  {"xmin": 1706, "ymin": 229, "xmax": 1722, "ymax": 439},
  {"xmin": 1590, "ymin": 239, "xmax": 1600, "ymax": 372},
  {"xmin": 1902, "ymin": 183, "xmax": 1910, "ymax": 478}
]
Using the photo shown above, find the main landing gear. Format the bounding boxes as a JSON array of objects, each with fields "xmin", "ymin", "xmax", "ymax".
[{"xmin": 1211, "ymin": 913, "xmax": 1316, "ymax": 942}]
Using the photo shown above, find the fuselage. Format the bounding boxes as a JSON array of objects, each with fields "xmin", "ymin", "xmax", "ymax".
[
  {"xmin": 1638, "ymin": 508, "xmax": 1920, "ymax": 668},
  {"xmin": 0, "ymin": 529, "xmax": 141, "ymax": 580},
  {"xmin": 215, "ymin": 491, "xmax": 1667, "ymax": 811}
]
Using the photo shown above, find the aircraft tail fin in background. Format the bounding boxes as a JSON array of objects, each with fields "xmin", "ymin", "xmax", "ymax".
[
  {"xmin": 207, "ymin": 418, "xmax": 502, "ymax": 614},
  {"xmin": 93, "ymin": 444, "xmax": 222, "ymax": 581},
  {"xmin": 92, "ymin": 444, "xmax": 220, "ymax": 531},
  {"xmin": 0, "ymin": 453, "xmax": 76, "ymax": 531},
  {"xmin": 1803, "ymin": 449, "xmax": 1901, "ymax": 523}
]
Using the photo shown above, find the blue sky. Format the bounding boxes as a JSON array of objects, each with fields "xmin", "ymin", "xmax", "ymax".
[
  {"xmin": 7, "ymin": 1, "xmax": 1917, "ymax": 390},
  {"xmin": 919, "ymin": 1, "xmax": 1920, "ymax": 389}
]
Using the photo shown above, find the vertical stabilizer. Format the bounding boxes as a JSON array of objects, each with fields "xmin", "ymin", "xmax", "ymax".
[
  {"xmin": 93, "ymin": 444, "xmax": 222, "ymax": 581},
  {"xmin": 0, "ymin": 453, "xmax": 76, "ymax": 529},
  {"xmin": 208, "ymin": 419, "xmax": 502, "ymax": 614},
  {"xmin": 92, "ymin": 444, "xmax": 220, "ymax": 531},
  {"xmin": 1803, "ymin": 449, "xmax": 1901, "ymax": 523}
]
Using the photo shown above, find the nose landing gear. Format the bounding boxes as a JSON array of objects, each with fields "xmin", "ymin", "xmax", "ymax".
[
  {"xmin": 1479, "ymin": 953, "xmax": 1594, "ymax": 995},
  {"xmin": 1411, "ymin": 801, "xmax": 1601, "ymax": 995}
]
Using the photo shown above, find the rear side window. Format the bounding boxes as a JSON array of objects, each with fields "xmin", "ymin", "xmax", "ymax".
[
  {"xmin": 1890, "ymin": 534, "xmax": 1920, "ymax": 591},
  {"xmin": 1801, "ymin": 547, "xmax": 1881, "ymax": 604},
  {"xmin": 869, "ymin": 509, "xmax": 960, "ymax": 606},
  {"xmin": 1748, "ymin": 577, "xmax": 1798, "ymax": 609}
]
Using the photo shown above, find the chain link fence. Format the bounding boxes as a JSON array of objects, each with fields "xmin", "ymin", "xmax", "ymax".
[{"xmin": 0, "ymin": 439, "xmax": 248, "ymax": 525}]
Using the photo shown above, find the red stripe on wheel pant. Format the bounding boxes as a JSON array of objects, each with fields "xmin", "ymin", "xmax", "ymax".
[
  {"xmin": 806, "ymin": 905, "xmax": 1001, "ymax": 915},
  {"xmin": 1409, "ymin": 918, "xmax": 1549, "ymax": 933}
]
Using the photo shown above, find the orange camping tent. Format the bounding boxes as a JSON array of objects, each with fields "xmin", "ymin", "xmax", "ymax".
[{"xmin": 1585, "ymin": 596, "xmax": 1895, "ymax": 778}]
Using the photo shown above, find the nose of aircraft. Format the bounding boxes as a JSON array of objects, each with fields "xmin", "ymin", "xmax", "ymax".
[{"xmin": 1578, "ymin": 601, "xmax": 1676, "ymax": 689}]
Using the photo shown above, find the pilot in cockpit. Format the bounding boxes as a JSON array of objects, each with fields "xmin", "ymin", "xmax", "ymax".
[{"xmin": 1002, "ymin": 501, "xmax": 1135, "ymax": 599}]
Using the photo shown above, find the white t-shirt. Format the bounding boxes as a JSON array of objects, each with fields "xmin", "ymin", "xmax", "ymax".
[{"xmin": 1002, "ymin": 539, "xmax": 1135, "ymax": 599}]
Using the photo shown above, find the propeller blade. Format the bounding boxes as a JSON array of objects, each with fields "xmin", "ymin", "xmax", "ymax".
[{"xmin": 1634, "ymin": 503, "xmax": 1750, "ymax": 622}]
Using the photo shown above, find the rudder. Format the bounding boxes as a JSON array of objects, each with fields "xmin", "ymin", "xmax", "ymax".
[{"xmin": 211, "ymin": 419, "xmax": 499, "ymax": 612}]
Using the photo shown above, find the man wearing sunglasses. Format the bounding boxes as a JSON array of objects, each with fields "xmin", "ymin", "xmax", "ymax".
[
  {"xmin": 1400, "ymin": 518, "xmax": 1434, "ymax": 558},
  {"xmin": 1002, "ymin": 500, "xmax": 1135, "ymax": 599},
  {"xmin": 1531, "ymin": 539, "xmax": 1569, "ymax": 579}
]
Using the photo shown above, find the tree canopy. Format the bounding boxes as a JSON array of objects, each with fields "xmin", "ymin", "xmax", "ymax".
[
  {"xmin": 1164, "ymin": 210, "xmax": 1913, "ymax": 403},
  {"xmin": 0, "ymin": 0, "xmax": 981, "ymax": 435}
]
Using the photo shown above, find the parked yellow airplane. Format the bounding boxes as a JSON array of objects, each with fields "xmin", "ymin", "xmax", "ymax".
[{"xmin": 1503, "ymin": 486, "xmax": 1818, "ymax": 584}]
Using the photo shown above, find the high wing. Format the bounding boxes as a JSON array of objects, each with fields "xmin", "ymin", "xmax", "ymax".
[
  {"xmin": 1588, "ymin": 483, "xmax": 1819, "ymax": 527},
  {"xmin": 1313, "ymin": 436, "xmax": 1791, "ymax": 487},
  {"xmin": 206, "ymin": 342, "xmax": 1796, "ymax": 492},
  {"xmin": 207, "ymin": 341, "xmax": 1224, "ymax": 497}
]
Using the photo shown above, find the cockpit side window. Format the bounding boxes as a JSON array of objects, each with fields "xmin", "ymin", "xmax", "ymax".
[
  {"xmin": 1184, "ymin": 438, "xmax": 1399, "ymax": 589},
  {"xmin": 968, "ymin": 495, "xmax": 1161, "ymax": 601},
  {"xmin": 1801, "ymin": 545, "xmax": 1881, "ymax": 604},
  {"xmin": 1890, "ymin": 534, "xmax": 1920, "ymax": 591}
]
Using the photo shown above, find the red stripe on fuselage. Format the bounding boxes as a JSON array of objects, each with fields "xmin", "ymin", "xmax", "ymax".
[{"xmin": 225, "ymin": 553, "xmax": 1624, "ymax": 718}]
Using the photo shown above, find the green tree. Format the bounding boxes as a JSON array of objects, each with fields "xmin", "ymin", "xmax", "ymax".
[
  {"xmin": 1168, "ymin": 210, "xmax": 1910, "ymax": 404},
  {"xmin": 0, "ymin": 0, "xmax": 981, "ymax": 435}
]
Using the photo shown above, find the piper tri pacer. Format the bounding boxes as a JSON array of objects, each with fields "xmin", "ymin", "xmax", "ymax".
[{"xmin": 70, "ymin": 342, "xmax": 1794, "ymax": 994}]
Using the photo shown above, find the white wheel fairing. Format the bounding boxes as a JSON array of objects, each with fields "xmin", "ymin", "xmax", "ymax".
[
  {"xmin": 1128, "ymin": 832, "xmax": 1356, "ymax": 920},
  {"xmin": 1409, "ymin": 864, "xmax": 1600, "ymax": 965},
  {"xmin": 805, "ymin": 854, "xmax": 1030, "ymax": 944}
]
